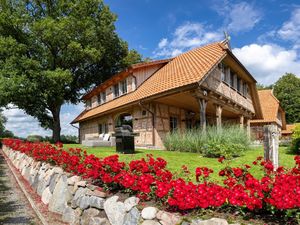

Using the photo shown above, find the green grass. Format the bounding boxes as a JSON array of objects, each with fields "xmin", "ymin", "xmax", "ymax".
[{"xmin": 64, "ymin": 144, "xmax": 296, "ymax": 182}]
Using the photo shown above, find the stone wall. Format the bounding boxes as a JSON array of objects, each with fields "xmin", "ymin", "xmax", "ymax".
[{"xmin": 2, "ymin": 146, "xmax": 237, "ymax": 225}]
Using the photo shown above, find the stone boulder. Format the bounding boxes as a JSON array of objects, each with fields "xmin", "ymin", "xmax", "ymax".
[
  {"xmin": 124, "ymin": 196, "xmax": 139, "ymax": 212},
  {"xmin": 41, "ymin": 187, "xmax": 52, "ymax": 205},
  {"xmin": 88, "ymin": 217, "xmax": 110, "ymax": 225},
  {"xmin": 62, "ymin": 206, "xmax": 82, "ymax": 224},
  {"xmin": 81, "ymin": 208, "xmax": 100, "ymax": 225},
  {"xmin": 191, "ymin": 218, "xmax": 229, "ymax": 225},
  {"xmin": 123, "ymin": 207, "xmax": 140, "ymax": 225},
  {"xmin": 104, "ymin": 196, "xmax": 127, "ymax": 225},
  {"xmin": 156, "ymin": 210, "xmax": 181, "ymax": 225},
  {"xmin": 89, "ymin": 196, "xmax": 105, "ymax": 209},
  {"xmin": 48, "ymin": 175, "xmax": 70, "ymax": 214},
  {"xmin": 141, "ymin": 207, "xmax": 158, "ymax": 220}
]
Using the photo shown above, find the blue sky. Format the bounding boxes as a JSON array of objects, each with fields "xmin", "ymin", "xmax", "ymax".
[{"xmin": 3, "ymin": 0, "xmax": 300, "ymax": 137}]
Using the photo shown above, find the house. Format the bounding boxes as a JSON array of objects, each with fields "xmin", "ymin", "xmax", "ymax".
[
  {"xmin": 250, "ymin": 89, "xmax": 286, "ymax": 141},
  {"xmin": 281, "ymin": 124, "xmax": 296, "ymax": 139},
  {"xmin": 71, "ymin": 40, "xmax": 263, "ymax": 149}
]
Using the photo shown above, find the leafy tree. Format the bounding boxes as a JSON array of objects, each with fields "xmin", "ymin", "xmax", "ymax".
[
  {"xmin": 0, "ymin": 0, "xmax": 142, "ymax": 142},
  {"xmin": 290, "ymin": 123, "xmax": 300, "ymax": 154},
  {"xmin": 256, "ymin": 83, "xmax": 273, "ymax": 90},
  {"xmin": 273, "ymin": 73, "xmax": 300, "ymax": 124},
  {"xmin": 0, "ymin": 110, "xmax": 7, "ymax": 136},
  {"xmin": 0, "ymin": 109, "xmax": 14, "ymax": 138}
]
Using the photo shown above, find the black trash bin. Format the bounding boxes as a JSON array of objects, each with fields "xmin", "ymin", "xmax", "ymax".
[{"xmin": 114, "ymin": 125, "xmax": 137, "ymax": 154}]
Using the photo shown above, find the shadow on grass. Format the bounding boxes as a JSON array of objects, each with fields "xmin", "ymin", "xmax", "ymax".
[{"xmin": 0, "ymin": 153, "xmax": 34, "ymax": 224}]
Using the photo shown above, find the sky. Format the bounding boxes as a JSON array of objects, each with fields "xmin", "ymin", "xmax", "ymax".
[{"xmin": 3, "ymin": 0, "xmax": 300, "ymax": 138}]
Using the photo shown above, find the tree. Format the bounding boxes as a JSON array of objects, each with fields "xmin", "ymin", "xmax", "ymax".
[
  {"xmin": 0, "ymin": 110, "xmax": 6, "ymax": 136},
  {"xmin": 256, "ymin": 83, "xmax": 273, "ymax": 90},
  {"xmin": 0, "ymin": 109, "xmax": 14, "ymax": 138},
  {"xmin": 273, "ymin": 73, "xmax": 300, "ymax": 124},
  {"xmin": 0, "ymin": 0, "xmax": 142, "ymax": 142}
]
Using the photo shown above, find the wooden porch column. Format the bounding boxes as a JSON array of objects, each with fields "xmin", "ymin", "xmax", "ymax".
[
  {"xmin": 216, "ymin": 105, "xmax": 222, "ymax": 129},
  {"xmin": 198, "ymin": 98, "xmax": 208, "ymax": 131},
  {"xmin": 239, "ymin": 115, "xmax": 244, "ymax": 129},
  {"xmin": 246, "ymin": 118, "xmax": 251, "ymax": 138}
]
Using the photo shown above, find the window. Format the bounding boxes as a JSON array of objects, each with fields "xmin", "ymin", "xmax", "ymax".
[
  {"xmin": 101, "ymin": 92, "xmax": 106, "ymax": 104},
  {"xmin": 230, "ymin": 70, "xmax": 235, "ymax": 88},
  {"xmin": 220, "ymin": 63, "xmax": 226, "ymax": 81},
  {"xmin": 237, "ymin": 77, "xmax": 241, "ymax": 92},
  {"xmin": 170, "ymin": 116, "xmax": 178, "ymax": 132},
  {"xmin": 104, "ymin": 123, "xmax": 109, "ymax": 133},
  {"xmin": 243, "ymin": 83, "xmax": 248, "ymax": 97},
  {"xmin": 133, "ymin": 76, "xmax": 137, "ymax": 90},
  {"xmin": 120, "ymin": 79, "xmax": 127, "ymax": 95},
  {"xmin": 225, "ymin": 67, "xmax": 230, "ymax": 84},
  {"xmin": 113, "ymin": 84, "xmax": 119, "ymax": 98},
  {"xmin": 97, "ymin": 94, "xmax": 101, "ymax": 104},
  {"xmin": 186, "ymin": 119, "xmax": 193, "ymax": 130},
  {"xmin": 97, "ymin": 92, "xmax": 106, "ymax": 105},
  {"xmin": 98, "ymin": 124, "xmax": 103, "ymax": 134},
  {"xmin": 85, "ymin": 99, "xmax": 91, "ymax": 108}
]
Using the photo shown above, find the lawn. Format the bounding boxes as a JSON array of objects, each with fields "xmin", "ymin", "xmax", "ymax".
[{"xmin": 64, "ymin": 144, "xmax": 296, "ymax": 182}]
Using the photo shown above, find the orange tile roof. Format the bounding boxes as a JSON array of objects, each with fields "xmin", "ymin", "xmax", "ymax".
[
  {"xmin": 250, "ymin": 90, "xmax": 283, "ymax": 125},
  {"xmin": 282, "ymin": 124, "xmax": 296, "ymax": 135},
  {"xmin": 72, "ymin": 42, "xmax": 241, "ymax": 123},
  {"xmin": 82, "ymin": 59, "xmax": 172, "ymax": 100}
]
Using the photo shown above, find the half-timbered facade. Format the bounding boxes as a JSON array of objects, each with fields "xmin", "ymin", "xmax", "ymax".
[{"xmin": 72, "ymin": 41, "xmax": 263, "ymax": 149}]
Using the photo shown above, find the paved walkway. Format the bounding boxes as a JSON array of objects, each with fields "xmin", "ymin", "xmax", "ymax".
[{"xmin": 0, "ymin": 152, "xmax": 41, "ymax": 225}]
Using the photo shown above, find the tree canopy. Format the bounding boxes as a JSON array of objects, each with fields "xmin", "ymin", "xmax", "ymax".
[
  {"xmin": 0, "ymin": 109, "xmax": 14, "ymax": 138},
  {"xmin": 0, "ymin": 0, "xmax": 142, "ymax": 141},
  {"xmin": 273, "ymin": 73, "xmax": 300, "ymax": 124}
]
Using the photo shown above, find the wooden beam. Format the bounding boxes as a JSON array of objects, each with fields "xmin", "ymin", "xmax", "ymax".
[
  {"xmin": 216, "ymin": 105, "xmax": 222, "ymax": 129},
  {"xmin": 239, "ymin": 115, "xmax": 244, "ymax": 129},
  {"xmin": 246, "ymin": 117, "xmax": 251, "ymax": 138},
  {"xmin": 198, "ymin": 98, "xmax": 207, "ymax": 131}
]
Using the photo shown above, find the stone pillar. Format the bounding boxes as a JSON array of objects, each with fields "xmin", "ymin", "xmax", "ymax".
[
  {"xmin": 263, "ymin": 125, "xmax": 279, "ymax": 170},
  {"xmin": 239, "ymin": 115, "xmax": 244, "ymax": 129},
  {"xmin": 198, "ymin": 98, "xmax": 207, "ymax": 131},
  {"xmin": 216, "ymin": 105, "xmax": 222, "ymax": 129}
]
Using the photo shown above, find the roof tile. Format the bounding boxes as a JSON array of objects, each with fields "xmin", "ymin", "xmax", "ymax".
[{"xmin": 72, "ymin": 42, "xmax": 227, "ymax": 123}]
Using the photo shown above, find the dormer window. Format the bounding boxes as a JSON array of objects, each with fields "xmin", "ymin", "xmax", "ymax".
[
  {"xmin": 85, "ymin": 99, "xmax": 91, "ymax": 109},
  {"xmin": 113, "ymin": 84, "xmax": 120, "ymax": 98},
  {"xmin": 120, "ymin": 79, "xmax": 127, "ymax": 95},
  {"xmin": 101, "ymin": 92, "xmax": 106, "ymax": 103},
  {"xmin": 97, "ymin": 92, "xmax": 106, "ymax": 105}
]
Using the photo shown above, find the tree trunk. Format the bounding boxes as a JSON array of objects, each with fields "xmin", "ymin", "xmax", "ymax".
[{"xmin": 51, "ymin": 105, "xmax": 61, "ymax": 143}]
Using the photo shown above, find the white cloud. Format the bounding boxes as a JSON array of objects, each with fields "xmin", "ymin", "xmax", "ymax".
[
  {"xmin": 2, "ymin": 103, "xmax": 84, "ymax": 138},
  {"xmin": 153, "ymin": 22, "xmax": 223, "ymax": 58},
  {"xmin": 277, "ymin": 8, "xmax": 300, "ymax": 45},
  {"xmin": 212, "ymin": 1, "xmax": 262, "ymax": 33},
  {"xmin": 227, "ymin": 2, "xmax": 262, "ymax": 33},
  {"xmin": 233, "ymin": 44, "xmax": 300, "ymax": 84},
  {"xmin": 158, "ymin": 38, "xmax": 168, "ymax": 48}
]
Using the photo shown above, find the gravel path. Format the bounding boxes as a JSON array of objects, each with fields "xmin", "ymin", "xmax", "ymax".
[{"xmin": 0, "ymin": 152, "xmax": 41, "ymax": 225}]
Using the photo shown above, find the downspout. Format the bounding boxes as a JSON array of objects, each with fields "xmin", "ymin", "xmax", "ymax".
[
  {"xmin": 139, "ymin": 101, "xmax": 156, "ymax": 147},
  {"xmin": 71, "ymin": 124, "xmax": 80, "ymax": 144}
]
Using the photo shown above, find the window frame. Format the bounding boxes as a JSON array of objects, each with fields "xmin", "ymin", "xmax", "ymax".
[
  {"xmin": 169, "ymin": 116, "xmax": 178, "ymax": 132},
  {"xmin": 113, "ymin": 83, "xmax": 120, "ymax": 98},
  {"xmin": 120, "ymin": 79, "xmax": 127, "ymax": 95}
]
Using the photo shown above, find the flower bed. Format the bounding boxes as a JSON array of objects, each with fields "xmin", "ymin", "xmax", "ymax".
[{"xmin": 2, "ymin": 138, "xmax": 300, "ymax": 219}]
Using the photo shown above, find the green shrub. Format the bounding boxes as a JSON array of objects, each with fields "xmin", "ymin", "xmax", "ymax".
[
  {"xmin": 27, "ymin": 135, "xmax": 43, "ymax": 142},
  {"xmin": 290, "ymin": 123, "xmax": 300, "ymax": 154},
  {"xmin": 164, "ymin": 125, "xmax": 250, "ymax": 158}
]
